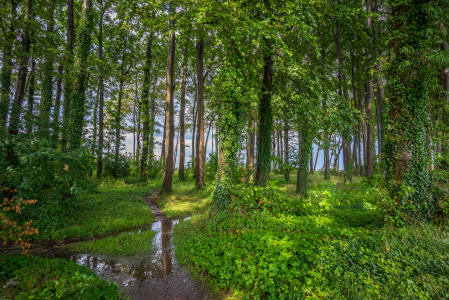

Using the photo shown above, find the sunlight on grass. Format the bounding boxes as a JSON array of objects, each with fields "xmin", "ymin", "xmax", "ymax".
[{"xmin": 153, "ymin": 180, "xmax": 212, "ymax": 218}]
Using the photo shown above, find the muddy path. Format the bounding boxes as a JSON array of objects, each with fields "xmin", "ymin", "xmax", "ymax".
[{"xmin": 49, "ymin": 196, "xmax": 208, "ymax": 300}]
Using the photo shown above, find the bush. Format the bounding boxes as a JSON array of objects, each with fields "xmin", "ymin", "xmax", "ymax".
[
  {"xmin": 103, "ymin": 154, "xmax": 131, "ymax": 178},
  {"xmin": 0, "ymin": 136, "xmax": 95, "ymax": 231}
]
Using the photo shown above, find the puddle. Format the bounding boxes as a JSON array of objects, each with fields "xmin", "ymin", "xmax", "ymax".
[{"xmin": 51, "ymin": 201, "xmax": 207, "ymax": 300}]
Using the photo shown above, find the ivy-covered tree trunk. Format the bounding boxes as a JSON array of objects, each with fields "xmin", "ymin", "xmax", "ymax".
[
  {"xmin": 440, "ymin": 22, "xmax": 449, "ymax": 170},
  {"xmin": 115, "ymin": 78, "xmax": 125, "ymax": 160},
  {"xmin": 248, "ymin": 118, "xmax": 255, "ymax": 182},
  {"xmin": 384, "ymin": 0, "xmax": 434, "ymax": 220},
  {"xmin": 39, "ymin": 1, "xmax": 56, "ymax": 137},
  {"xmin": 161, "ymin": 25, "xmax": 176, "ymax": 193},
  {"xmin": 196, "ymin": 38, "xmax": 205, "ymax": 189},
  {"xmin": 8, "ymin": 0, "xmax": 33, "ymax": 135},
  {"xmin": 61, "ymin": 0, "xmax": 75, "ymax": 151},
  {"xmin": 140, "ymin": 32, "xmax": 153, "ymax": 182},
  {"xmin": 178, "ymin": 35, "xmax": 189, "ymax": 180},
  {"xmin": 67, "ymin": 0, "xmax": 94, "ymax": 151},
  {"xmin": 296, "ymin": 129, "xmax": 312, "ymax": 196},
  {"xmin": 0, "ymin": 0, "xmax": 18, "ymax": 130},
  {"xmin": 255, "ymin": 39, "xmax": 273, "ymax": 187},
  {"xmin": 213, "ymin": 70, "xmax": 243, "ymax": 211}
]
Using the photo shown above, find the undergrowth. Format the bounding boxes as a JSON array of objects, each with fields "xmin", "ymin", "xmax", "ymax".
[
  {"xmin": 0, "ymin": 253, "xmax": 127, "ymax": 300},
  {"xmin": 173, "ymin": 175, "xmax": 449, "ymax": 299}
]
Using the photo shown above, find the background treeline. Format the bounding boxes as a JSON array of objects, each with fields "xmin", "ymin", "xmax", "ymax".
[{"xmin": 0, "ymin": 0, "xmax": 448, "ymax": 233}]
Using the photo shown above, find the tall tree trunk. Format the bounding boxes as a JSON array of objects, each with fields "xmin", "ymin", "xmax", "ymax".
[
  {"xmin": 297, "ymin": 129, "xmax": 312, "ymax": 196},
  {"xmin": 62, "ymin": 0, "xmax": 75, "ymax": 151},
  {"xmin": 8, "ymin": 0, "xmax": 33, "ymax": 135},
  {"xmin": 178, "ymin": 35, "xmax": 189, "ymax": 180},
  {"xmin": 67, "ymin": 0, "xmax": 94, "ymax": 151},
  {"xmin": 373, "ymin": 1, "xmax": 384, "ymax": 160},
  {"xmin": 97, "ymin": 3, "xmax": 104, "ymax": 177},
  {"xmin": 161, "ymin": 22, "xmax": 176, "ymax": 193},
  {"xmin": 284, "ymin": 118, "xmax": 289, "ymax": 181},
  {"xmin": 196, "ymin": 38, "xmax": 205, "ymax": 188},
  {"xmin": 26, "ymin": 60, "xmax": 36, "ymax": 134},
  {"xmin": 161, "ymin": 107, "xmax": 166, "ymax": 163},
  {"xmin": 140, "ymin": 32, "xmax": 153, "ymax": 181},
  {"xmin": 334, "ymin": 9, "xmax": 352, "ymax": 181},
  {"xmin": 115, "ymin": 79, "xmax": 124, "ymax": 159},
  {"xmin": 0, "ymin": 0, "xmax": 18, "ymax": 129},
  {"xmin": 255, "ymin": 21, "xmax": 273, "ymax": 187},
  {"xmin": 365, "ymin": 0, "xmax": 375, "ymax": 177},
  {"xmin": 39, "ymin": 1, "xmax": 56, "ymax": 136},
  {"xmin": 92, "ymin": 88, "xmax": 99, "ymax": 157},
  {"xmin": 52, "ymin": 65, "xmax": 63, "ymax": 139},
  {"xmin": 191, "ymin": 76, "xmax": 197, "ymax": 170}
]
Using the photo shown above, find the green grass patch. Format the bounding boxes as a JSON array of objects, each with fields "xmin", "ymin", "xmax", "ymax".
[
  {"xmin": 70, "ymin": 230, "xmax": 155, "ymax": 257},
  {"xmin": 0, "ymin": 253, "xmax": 128, "ymax": 300},
  {"xmin": 153, "ymin": 179, "xmax": 212, "ymax": 218},
  {"xmin": 36, "ymin": 180, "xmax": 155, "ymax": 240}
]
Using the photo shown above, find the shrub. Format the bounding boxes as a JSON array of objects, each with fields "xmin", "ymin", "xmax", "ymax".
[{"xmin": 103, "ymin": 154, "xmax": 131, "ymax": 178}]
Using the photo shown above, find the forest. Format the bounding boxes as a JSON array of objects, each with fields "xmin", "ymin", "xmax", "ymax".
[{"xmin": 1, "ymin": 0, "xmax": 449, "ymax": 299}]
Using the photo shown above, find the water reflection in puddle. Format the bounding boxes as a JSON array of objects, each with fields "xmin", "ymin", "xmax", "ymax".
[{"xmin": 52, "ymin": 218, "xmax": 206, "ymax": 299}]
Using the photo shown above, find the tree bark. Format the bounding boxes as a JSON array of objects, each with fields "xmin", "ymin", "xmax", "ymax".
[
  {"xmin": 365, "ymin": 0, "xmax": 375, "ymax": 177},
  {"xmin": 284, "ymin": 118, "xmax": 290, "ymax": 181},
  {"xmin": 161, "ymin": 23, "xmax": 176, "ymax": 193}
]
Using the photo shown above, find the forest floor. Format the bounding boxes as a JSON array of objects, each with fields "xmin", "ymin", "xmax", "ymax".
[{"xmin": 2, "ymin": 172, "xmax": 449, "ymax": 299}]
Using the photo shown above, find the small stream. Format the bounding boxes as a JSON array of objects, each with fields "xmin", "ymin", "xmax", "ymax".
[{"xmin": 51, "ymin": 200, "xmax": 207, "ymax": 300}]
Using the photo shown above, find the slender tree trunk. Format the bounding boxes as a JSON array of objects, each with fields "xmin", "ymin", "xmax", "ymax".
[
  {"xmin": 314, "ymin": 147, "xmax": 319, "ymax": 172},
  {"xmin": 97, "ymin": 5, "xmax": 104, "ymax": 177},
  {"xmin": 92, "ymin": 89, "xmax": 99, "ymax": 157},
  {"xmin": 284, "ymin": 118, "xmax": 290, "ymax": 181},
  {"xmin": 178, "ymin": 35, "xmax": 189, "ymax": 180},
  {"xmin": 161, "ymin": 107, "xmax": 166, "ymax": 163},
  {"xmin": 334, "ymin": 10, "xmax": 352, "ymax": 181},
  {"xmin": 52, "ymin": 65, "xmax": 63, "ymax": 139},
  {"xmin": 297, "ymin": 130, "xmax": 312, "ymax": 196},
  {"xmin": 62, "ymin": 0, "xmax": 74, "ymax": 151},
  {"xmin": 67, "ymin": 0, "xmax": 94, "ymax": 151},
  {"xmin": 26, "ymin": 60, "xmax": 36, "ymax": 134},
  {"xmin": 365, "ymin": 0, "xmax": 375, "ymax": 177},
  {"xmin": 191, "ymin": 76, "xmax": 197, "ymax": 170},
  {"xmin": 0, "ymin": 0, "xmax": 18, "ymax": 129},
  {"xmin": 161, "ymin": 23, "xmax": 176, "ymax": 193},
  {"xmin": 196, "ymin": 38, "xmax": 205, "ymax": 188},
  {"xmin": 140, "ymin": 32, "xmax": 153, "ymax": 181},
  {"xmin": 440, "ymin": 23, "xmax": 449, "ymax": 169},
  {"xmin": 9, "ymin": 0, "xmax": 33, "ymax": 135}
]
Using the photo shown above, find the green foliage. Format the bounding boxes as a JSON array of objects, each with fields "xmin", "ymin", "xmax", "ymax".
[
  {"xmin": 103, "ymin": 154, "xmax": 131, "ymax": 178},
  {"xmin": 71, "ymin": 230, "xmax": 155, "ymax": 257},
  {"xmin": 0, "ymin": 254, "xmax": 127, "ymax": 300},
  {"xmin": 0, "ymin": 136, "xmax": 95, "ymax": 232},
  {"xmin": 205, "ymin": 153, "xmax": 218, "ymax": 180}
]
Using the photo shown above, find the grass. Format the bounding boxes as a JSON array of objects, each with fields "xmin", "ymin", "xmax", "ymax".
[
  {"xmin": 0, "ymin": 253, "xmax": 128, "ymax": 300},
  {"xmin": 70, "ymin": 230, "xmax": 156, "ymax": 257},
  {"xmin": 36, "ymin": 179, "xmax": 155, "ymax": 241},
  {"xmin": 152, "ymin": 178, "xmax": 212, "ymax": 218}
]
